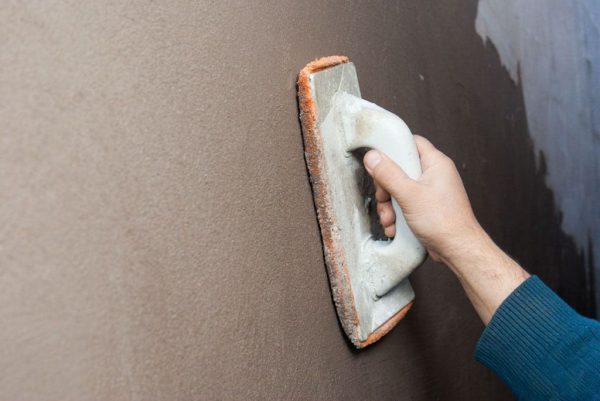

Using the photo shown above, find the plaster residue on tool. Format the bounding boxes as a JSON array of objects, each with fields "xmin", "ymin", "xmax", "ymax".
[{"xmin": 297, "ymin": 56, "xmax": 426, "ymax": 348}]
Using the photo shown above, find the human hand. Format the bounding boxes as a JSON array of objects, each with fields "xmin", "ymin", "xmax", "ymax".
[
  {"xmin": 363, "ymin": 135, "xmax": 529, "ymax": 324},
  {"xmin": 363, "ymin": 135, "xmax": 484, "ymax": 266}
]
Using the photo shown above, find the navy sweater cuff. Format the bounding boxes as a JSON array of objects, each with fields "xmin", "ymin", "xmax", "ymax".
[{"xmin": 475, "ymin": 275, "xmax": 600, "ymax": 400}]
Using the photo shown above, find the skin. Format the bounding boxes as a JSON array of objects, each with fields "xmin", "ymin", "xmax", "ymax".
[{"xmin": 363, "ymin": 136, "xmax": 530, "ymax": 325}]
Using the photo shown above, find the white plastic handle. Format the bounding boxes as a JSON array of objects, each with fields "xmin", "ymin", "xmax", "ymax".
[{"xmin": 334, "ymin": 93, "xmax": 426, "ymax": 298}]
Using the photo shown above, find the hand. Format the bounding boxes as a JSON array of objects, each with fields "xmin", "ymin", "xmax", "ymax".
[
  {"xmin": 363, "ymin": 135, "xmax": 529, "ymax": 324},
  {"xmin": 363, "ymin": 135, "xmax": 483, "ymax": 266}
]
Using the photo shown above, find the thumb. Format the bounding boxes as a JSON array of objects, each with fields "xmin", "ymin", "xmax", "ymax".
[{"xmin": 363, "ymin": 150, "xmax": 419, "ymax": 207}]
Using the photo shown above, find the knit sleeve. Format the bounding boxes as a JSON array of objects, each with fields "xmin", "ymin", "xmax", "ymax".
[{"xmin": 475, "ymin": 276, "xmax": 600, "ymax": 401}]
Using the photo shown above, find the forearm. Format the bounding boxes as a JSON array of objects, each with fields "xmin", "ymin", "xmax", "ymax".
[{"xmin": 441, "ymin": 225, "xmax": 529, "ymax": 325}]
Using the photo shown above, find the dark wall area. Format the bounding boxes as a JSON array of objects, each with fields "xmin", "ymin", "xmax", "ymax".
[{"xmin": 0, "ymin": 1, "xmax": 593, "ymax": 400}]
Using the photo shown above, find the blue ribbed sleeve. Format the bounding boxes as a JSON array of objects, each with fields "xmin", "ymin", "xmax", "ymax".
[{"xmin": 475, "ymin": 276, "xmax": 600, "ymax": 400}]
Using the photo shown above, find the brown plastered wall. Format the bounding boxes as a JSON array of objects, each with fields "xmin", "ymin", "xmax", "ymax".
[{"xmin": 0, "ymin": 1, "xmax": 593, "ymax": 400}]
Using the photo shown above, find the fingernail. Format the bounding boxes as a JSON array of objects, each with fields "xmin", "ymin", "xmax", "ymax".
[{"xmin": 364, "ymin": 150, "xmax": 382, "ymax": 170}]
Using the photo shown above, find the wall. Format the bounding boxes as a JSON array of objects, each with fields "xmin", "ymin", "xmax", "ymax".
[
  {"xmin": 0, "ymin": 1, "xmax": 594, "ymax": 400},
  {"xmin": 476, "ymin": 0, "xmax": 600, "ymax": 312}
]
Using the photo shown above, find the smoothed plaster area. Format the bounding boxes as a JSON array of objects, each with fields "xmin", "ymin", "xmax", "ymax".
[
  {"xmin": 476, "ymin": 0, "xmax": 600, "ymax": 310},
  {"xmin": 0, "ymin": 1, "xmax": 594, "ymax": 400}
]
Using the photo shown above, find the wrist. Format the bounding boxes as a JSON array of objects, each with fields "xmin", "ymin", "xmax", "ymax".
[
  {"xmin": 439, "ymin": 223, "xmax": 494, "ymax": 272},
  {"xmin": 439, "ymin": 224, "xmax": 530, "ymax": 324},
  {"xmin": 443, "ymin": 227, "xmax": 525, "ymax": 281}
]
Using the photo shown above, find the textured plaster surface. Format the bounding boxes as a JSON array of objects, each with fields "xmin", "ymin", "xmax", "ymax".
[{"xmin": 0, "ymin": 1, "xmax": 594, "ymax": 400}]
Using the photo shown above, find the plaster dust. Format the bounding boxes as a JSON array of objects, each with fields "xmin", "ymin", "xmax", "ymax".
[{"xmin": 0, "ymin": 0, "xmax": 593, "ymax": 400}]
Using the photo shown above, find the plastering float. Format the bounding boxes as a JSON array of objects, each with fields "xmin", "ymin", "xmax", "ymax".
[{"xmin": 297, "ymin": 56, "xmax": 426, "ymax": 348}]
